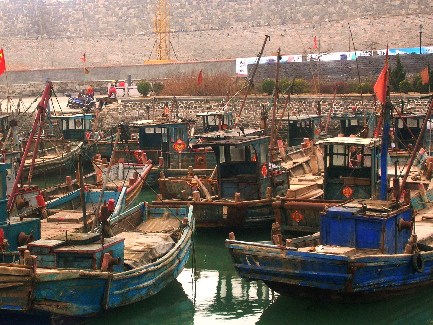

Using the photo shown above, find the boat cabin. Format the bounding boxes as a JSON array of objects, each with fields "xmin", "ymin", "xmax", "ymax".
[
  {"xmin": 329, "ymin": 112, "xmax": 376, "ymax": 138},
  {"xmin": 193, "ymin": 135, "xmax": 288, "ymax": 200},
  {"xmin": 278, "ymin": 114, "xmax": 322, "ymax": 146},
  {"xmin": 392, "ymin": 112, "xmax": 425, "ymax": 151},
  {"xmin": 321, "ymin": 199, "xmax": 412, "ymax": 254},
  {"xmin": 50, "ymin": 113, "xmax": 95, "ymax": 141},
  {"xmin": 130, "ymin": 119, "xmax": 190, "ymax": 168},
  {"xmin": 194, "ymin": 111, "xmax": 262, "ymax": 140},
  {"xmin": 197, "ymin": 111, "xmax": 234, "ymax": 133},
  {"xmin": 19, "ymin": 233, "xmax": 124, "ymax": 272},
  {"xmin": 0, "ymin": 114, "xmax": 10, "ymax": 136},
  {"xmin": 318, "ymin": 137, "xmax": 381, "ymax": 200}
]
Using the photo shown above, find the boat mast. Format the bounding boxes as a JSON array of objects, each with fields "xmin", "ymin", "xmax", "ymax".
[
  {"xmin": 380, "ymin": 100, "xmax": 391, "ymax": 200},
  {"xmin": 92, "ymin": 127, "xmax": 121, "ymax": 230},
  {"xmin": 269, "ymin": 48, "xmax": 281, "ymax": 162},
  {"xmin": 7, "ymin": 81, "xmax": 52, "ymax": 212},
  {"xmin": 235, "ymin": 35, "xmax": 270, "ymax": 126},
  {"xmin": 78, "ymin": 153, "xmax": 88, "ymax": 232}
]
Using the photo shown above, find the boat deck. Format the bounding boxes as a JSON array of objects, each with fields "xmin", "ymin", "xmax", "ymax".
[
  {"xmin": 121, "ymin": 231, "xmax": 174, "ymax": 267},
  {"xmin": 42, "ymin": 208, "xmax": 95, "ymax": 239},
  {"xmin": 120, "ymin": 217, "xmax": 180, "ymax": 268},
  {"xmin": 413, "ymin": 205, "xmax": 433, "ymax": 245}
]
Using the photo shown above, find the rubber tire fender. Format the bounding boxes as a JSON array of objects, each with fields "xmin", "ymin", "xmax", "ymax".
[{"xmin": 412, "ymin": 252, "xmax": 425, "ymax": 273}]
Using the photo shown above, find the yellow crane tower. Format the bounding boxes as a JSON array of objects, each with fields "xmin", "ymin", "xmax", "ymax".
[{"xmin": 145, "ymin": 0, "xmax": 176, "ymax": 64}]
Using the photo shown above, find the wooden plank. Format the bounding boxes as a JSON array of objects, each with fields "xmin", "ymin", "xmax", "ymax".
[
  {"xmin": 47, "ymin": 210, "xmax": 87, "ymax": 223},
  {"xmin": 137, "ymin": 217, "xmax": 180, "ymax": 233}
]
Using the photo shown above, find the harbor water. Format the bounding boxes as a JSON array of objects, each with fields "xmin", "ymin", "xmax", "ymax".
[{"xmin": 4, "ymin": 183, "xmax": 433, "ymax": 324}]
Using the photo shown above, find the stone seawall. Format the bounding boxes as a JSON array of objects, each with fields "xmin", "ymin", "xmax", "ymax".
[{"xmin": 7, "ymin": 93, "xmax": 431, "ymax": 140}]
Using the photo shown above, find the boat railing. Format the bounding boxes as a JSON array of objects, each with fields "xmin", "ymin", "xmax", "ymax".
[
  {"xmin": 112, "ymin": 187, "xmax": 127, "ymax": 217},
  {"xmin": 109, "ymin": 201, "xmax": 145, "ymax": 227}
]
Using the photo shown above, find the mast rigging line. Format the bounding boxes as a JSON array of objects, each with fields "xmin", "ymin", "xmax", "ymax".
[
  {"xmin": 235, "ymin": 34, "xmax": 271, "ymax": 126},
  {"xmin": 348, "ymin": 22, "xmax": 364, "ymax": 104}
]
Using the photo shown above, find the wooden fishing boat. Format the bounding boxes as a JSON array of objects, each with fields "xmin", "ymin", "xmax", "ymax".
[
  {"xmin": 35, "ymin": 122, "xmax": 153, "ymax": 214},
  {"xmin": 225, "ymin": 196, "xmax": 433, "ymax": 301},
  {"xmin": 21, "ymin": 139, "xmax": 83, "ymax": 179},
  {"xmin": 272, "ymin": 136, "xmax": 381, "ymax": 235},
  {"xmin": 273, "ymin": 95, "xmax": 433, "ymax": 236},
  {"xmin": 92, "ymin": 152, "xmax": 153, "ymax": 207},
  {"xmin": 3, "ymin": 86, "xmax": 85, "ymax": 180},
  {"xmin": 154, "ymin": 134, "xmax": 321, "ymax": 228},
  {"xmin": 0, "ymin": 172, "xmax": 194, "ymax": 316},
  {"xmin": 0, "ymin": 97, "xmax": 191, "ymax": 316},
  {"xmin": 43, "ymin": 152, "xmax": 152, "ymax": 235}
]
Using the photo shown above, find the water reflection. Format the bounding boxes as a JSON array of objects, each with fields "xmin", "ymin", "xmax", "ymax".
[
  {"xmin": 84, "ymin": 279, "xmax": 194, "ymax": 325},
  {"xmin": 178, "ymin": 269, "xmax": 275, "ymax": 323},
  {"xmin": 258, "ymin": 279, "xmax": 433, "ymax": 325}
]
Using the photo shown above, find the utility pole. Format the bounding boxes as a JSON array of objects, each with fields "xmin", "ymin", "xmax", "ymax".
[{"xmin": 419, "ymin": 24, "xmax": 423, "ymax": 55}]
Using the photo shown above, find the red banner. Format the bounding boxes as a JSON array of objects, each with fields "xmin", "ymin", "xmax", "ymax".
[{"xmin": 0, "ymin": 49, "xmax": 6, "ymax": 76}]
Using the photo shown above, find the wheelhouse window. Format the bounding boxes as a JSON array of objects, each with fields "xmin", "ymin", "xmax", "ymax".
[
  {"xmin": 327, "ymin": 144, "xmax": 346, "ymax": 167},
  {"xmin": 327, "ymin": 144, "xmax": 370, "ymax": 168},
  {"xmin": 218, "ymin": 145, "xmax": 257, "ymax": 163}
]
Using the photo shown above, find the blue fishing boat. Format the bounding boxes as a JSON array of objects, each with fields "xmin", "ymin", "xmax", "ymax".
[
  {"xmin": 0, "ymin": 155, "xmax": 194, "ymax": 316},
  {"xmin": 226, "ymin": 73, "xmax": 433, "ymax": 299},
  {"xmin": 225, "ymin": 197, "xmax": 425, "ymax": 300}
]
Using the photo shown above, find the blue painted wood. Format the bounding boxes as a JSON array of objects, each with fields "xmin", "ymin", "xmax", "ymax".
[
  {"xmin": 3, "ymin": 218, "xmax": 41, "ymax": 252},
  {"xmin": 55, "ymin": 237, "xmax": 124, "ymax": 272},
  {"xmin": 320, "ymin": 205, "xmax": 412, "ymax": 253}
]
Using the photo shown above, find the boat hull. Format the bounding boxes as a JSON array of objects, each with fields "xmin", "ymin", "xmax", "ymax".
[
  {"xmin": 153, "ymin": 199, "xmax": 275, "ymax": 228},
  {"xmin": 226, "ymin": 239, "xmax": 433, "ymax": 301}
]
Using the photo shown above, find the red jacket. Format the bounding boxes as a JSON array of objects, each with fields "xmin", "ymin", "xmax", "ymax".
[{"xmin": 108, "ymin": 86, "xmax": 117, "ymax": 98}]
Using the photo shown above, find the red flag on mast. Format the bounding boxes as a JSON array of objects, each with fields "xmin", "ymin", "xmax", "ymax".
[
  {"xmin": 197, "ymin": 70, "xmax": 203, "ymax": 86},
  {"xmin": 421, "ymin": 66, "xmax": 430, "ymax": 85},
  {"xmin": 373, "ymin": 48, "xmax": 389, "ymax": 105},
  {"xmin": 0, "ymin": 49, "xmax": 6, "ymax": 76}
]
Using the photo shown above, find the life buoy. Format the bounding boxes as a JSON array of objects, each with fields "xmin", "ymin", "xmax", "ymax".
[{"xmin": 412, "ymin": 252, "xmax": 425, "ymax": 273}]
